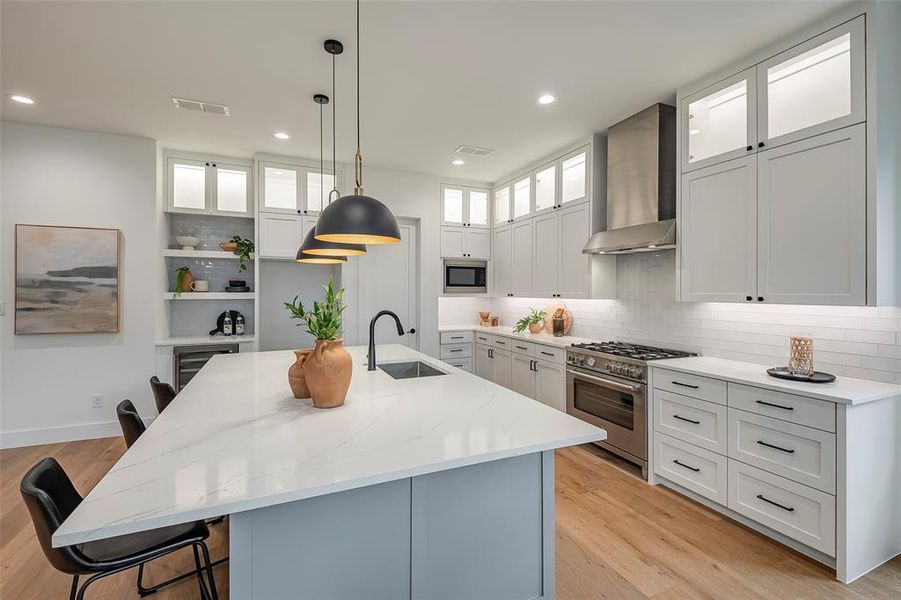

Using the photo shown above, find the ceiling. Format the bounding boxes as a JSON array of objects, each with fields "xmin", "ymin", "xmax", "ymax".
[{"xmin": 1, "ymin": 0, "xmax": 849, "ymax": 183}]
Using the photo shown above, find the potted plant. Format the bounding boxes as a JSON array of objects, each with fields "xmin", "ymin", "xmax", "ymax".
[
  {"xmin": 284, "ymin": 280, "xmax": 351, "ymax": 408},
  {"xmin": 173, "ymin": 266, "xmax": 193, "ymax": 298},
  {"xmin": 220, "ymin": 236, "xmax": 254, "ymax": 272},
  {"xmin": 514, "ymin": 308, "xmax": 547, "ymax": 334}
]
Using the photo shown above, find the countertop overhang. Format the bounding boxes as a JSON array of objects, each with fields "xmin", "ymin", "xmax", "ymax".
[{"xmin": 53, "ymin": 344, "xmax": 604, "ymax": 547}]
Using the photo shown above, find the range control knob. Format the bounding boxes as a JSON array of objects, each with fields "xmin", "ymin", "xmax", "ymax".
[
  {"xmin": 585, "ymin": 357, "xmax": 597, "ymax": 368},
  {"xmin": 629, "ymin": 367, "xmax": 642, "ymax": 379}
]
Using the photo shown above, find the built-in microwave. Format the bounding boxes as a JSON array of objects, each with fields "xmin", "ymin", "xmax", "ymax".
[{"xmin": 443, "ymin": 259, "xmax": 487, "ymax": 294}]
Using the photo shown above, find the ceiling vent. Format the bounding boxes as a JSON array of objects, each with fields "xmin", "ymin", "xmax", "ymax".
[
  {"xmin": 171, "ymin": 97, "xmax": 230, "ymax": 116},
  {"xmin": 455, "ymin": 145, "xmax": 494, "ymax": 157}
]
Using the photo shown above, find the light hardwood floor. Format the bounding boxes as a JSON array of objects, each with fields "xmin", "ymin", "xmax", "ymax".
[{"xmin": 1, "ymin": 439, "xmax": 898, "ymax": 599}]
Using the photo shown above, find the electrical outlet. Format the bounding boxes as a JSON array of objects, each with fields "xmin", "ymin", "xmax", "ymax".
[{"xmin": 91, "ymin": 395, "xmax": 104, "ymax": 409}]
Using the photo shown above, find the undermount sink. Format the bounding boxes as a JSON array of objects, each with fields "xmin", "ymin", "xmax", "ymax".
[{"xmin": 378, "ymin": 361, "xmax": 447, "ymax": 380}]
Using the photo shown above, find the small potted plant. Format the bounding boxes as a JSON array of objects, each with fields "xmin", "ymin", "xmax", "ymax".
[
  {"xmin": 284, "ymin": 280, "xmax": 351, "ymax": 408},
  {"xmin": 173, "ymin": 266, "xmax": 193, "ymax": 298},
  {"xmin": 221, "ymin": 236, "xmax": 254, "ymax": 272},
  {"xmin": 514, "ymin": 308, "xmax": 547, "ymax": 334}
]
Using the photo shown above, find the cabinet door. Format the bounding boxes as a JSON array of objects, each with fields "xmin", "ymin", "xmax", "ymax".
[
  {"xmin": 510, "ymin": 220, "xmax": 533, "ymax": 297},
  {"xmin": 511, "ymin": 354, "xmax": 536, "ymax": 399},
  {"xmin": 681, "ymin": 68, "xmax": 757, "ymax": 172},
  {"xmin": 305, "ymin": 170, "xmax": 336, "ymax": 215},
  {"xmin": 531, "ymin": 213, "xmax": 559, "ymax": 298},
  {"xmin": 494, "ymin": 185, "xmax": 511, "ymax": 225},
  {"xmin": 441, "ymin": 185, "xmax": 465, "ymax": 226},
  {"xmin": 260, "ymin": 214, "xmax": 301, "ymax": 259},
  {"xmin": 212, "ymin": 164, "xmax": 252, "ymax": 217},
  {"xmin": 493, "ymin": 225, "xmax": 512, "ymax": 296},
  {"xmin": 757, "ymin": 124, "xmax": 866, "ymax": 305},
  {"xmin": 492, "ymin": 348, "xmax": 513, "ymax": 390},
  {"xmin": 533, "ymin": 162, "xmax": 558, "ymax": 215},
  {"xmin": 167, "ymin": 158, "xmax": 208, "ymax": 214},
  {"xmin": 260, "ymin": 164, "xmax": 301, "ymax": 214},
  {"xmin": 560, "ymin": 148, "xmax": 588, "ymax": 206},
  {"xmin": 535, "ymin": 360, "xmax": 566, "ymax": 411},
  {"xmin": 440, "ymin": 226, "xmax": 465, "ymax": 258},
  {"xmin": 558, "ymin": 202, "xmax": 592, "ymax": 299},
  {"xmin": 465, "ymin": 229, "xmax": 491, "ymax": 260},
  {"xmin": 680, "ymin": 156, "xmax": 757, "ymax": 303},
  {"xmin": 757, "ymin": 17, "xmax": 864, "ymax": 150},
  {"xmin": 512, "ymin": 176, "xmax": 532, "ymax": 221},
  {"xmin": 475, "ymin": 345, "xmax": 493, "ymax": 381},
  {"xmin": 467, "ymin": 189, "xmax": 490, "ymax": 229}
]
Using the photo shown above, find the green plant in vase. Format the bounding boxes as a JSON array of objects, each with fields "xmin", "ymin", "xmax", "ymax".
[
  {"xmin": 228, "ymin": 236, "xmax": 254, "ymax": 272},
  {"xmin": 514, "ymin": 307, "xmax": 547, "ymax": 334},
  {"xmin": 173, "ymin": 266, "xmax": 191, "ymax": 298}
]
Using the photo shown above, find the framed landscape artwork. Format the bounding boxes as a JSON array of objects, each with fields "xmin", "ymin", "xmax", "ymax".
[{"xmin": 15, "ymin": 224, "xmax": 121, "ymax": 334}]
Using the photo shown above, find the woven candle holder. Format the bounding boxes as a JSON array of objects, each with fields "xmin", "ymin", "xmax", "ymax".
[{"xmin": 788, "ymin": 336, "xmax": 815, "ymax": 376}]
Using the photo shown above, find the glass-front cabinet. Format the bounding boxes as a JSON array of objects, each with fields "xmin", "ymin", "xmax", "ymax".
[
  {"xmin": 559, "ymin": 148, "xmax": 588, "ymax": 205},
  {"xmin": 512, "ymin": 176, "xmax": 531, "ymax": 221},
  {"xmin": 533, "ymin": 162, "xmax": 557, "ymax": 214},
  {"xmin": 493, "ymin": 184, "xmax": 511, "ymax": 225},
  {"xmin": 259, "ymin": 161, "xmax": 339, "ymax": 215},
  {"xmin": 681, "ymin": 68, "xmax": 757, "ymax": 172},
  {"xmin": 441, "ymin": 184, "xmax": 490, "ymax": 229},
  {"xmin": 167, "ymin": 156, "xmax": 253, "ymax": 217}
]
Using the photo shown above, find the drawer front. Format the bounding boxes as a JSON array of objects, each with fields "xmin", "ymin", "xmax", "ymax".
[
  {"xmin": 533, "ymin": 344, "xmax": 565, "ymax": 364},
  {"xmin": 728, "ymin": 409, "xmax": 836, "ymax": 494},
  {"xmin": 474, "ymin": 331, "xmax": 492, "ymax": 345},
  {"xmin": 444, "ymin": 357, "xmax": 473, "ymax": 372},
  {"xmin": 728, "ymin": 383, "xmax": 835, "ymax": 432},
  {"xmin": 654, "ymin": 433, "xmax": 727, "ymax": 505},
  {"xmin": 491, "ymin": 336, "xmax": 510, "ymax": 349},
  {"xmin": 440, "ymin": 343, "xmax": 472, "ymax": 359},
  {"xmin": 654, "ymin": 391, "xmax": 727, "ymax": 454},
  {"xmin": 653, "ymin": 368, "xmax": 727, "ymax": 405},
  {"xmin": 440, "ymin": 331, "xmax": 474, "ymax": 344},
  {"xmin": 510, "ymin": 340, "xmax": 535, "ymax": 357},
  {"xmin": 728, "ymin": 459, "xmax": 835, "ymax": 556}
]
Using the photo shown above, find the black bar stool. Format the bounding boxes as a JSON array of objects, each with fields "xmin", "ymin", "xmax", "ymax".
[
  {"xmin": 149, "ymin": 376, "xmax": 177, "ymax": 414},
  {"xmin": 116, "ymin": 399, "xmax": 146, "ymax": 449},
  {"xmin": 20, "ymin": 457, "xmax": 218, "ymax": 600}
]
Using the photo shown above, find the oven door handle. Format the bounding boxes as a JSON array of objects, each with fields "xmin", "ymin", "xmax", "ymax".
[{"xmin": 568, "ymin": 369, "xmax": 642, "ymax": 394}]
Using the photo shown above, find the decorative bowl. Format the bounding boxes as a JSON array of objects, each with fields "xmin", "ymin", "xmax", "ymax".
[
  {"xmin": 175, "ymin": 236, "xmax": 200, "ymax": 250},
  {"xmin": 219, "ymin": 242, "xmax": 238, "ymax": 252}
]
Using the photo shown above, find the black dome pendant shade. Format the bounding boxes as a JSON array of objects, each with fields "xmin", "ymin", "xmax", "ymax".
[
  {"xmin": 314, "ymin": 0, "xmax": 400, "ymax": 246},
  {"xmin": 296, "ymin": 229, "xmax": 347, "ymax": 264}
]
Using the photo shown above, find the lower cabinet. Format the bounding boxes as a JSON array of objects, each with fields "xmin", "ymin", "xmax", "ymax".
[
  {"xmin": 476, "ymin": 336, "xmax": 566, "ymax": 411},
  {"xmin": 439, "ymin": 330, "xmax": 473, "ymax": 372},
  {"xmin": 475, "ymin": 343, "xmax": 511, "ymax": 388},
  {"xmin": 534, "ymin": 360, "xmax": 566, "ymax": 411}
]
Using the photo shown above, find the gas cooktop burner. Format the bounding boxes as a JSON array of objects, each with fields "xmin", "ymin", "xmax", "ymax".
[{"xmin": 570, "ymin": 341, "xmax": 691, "ymax": 362}]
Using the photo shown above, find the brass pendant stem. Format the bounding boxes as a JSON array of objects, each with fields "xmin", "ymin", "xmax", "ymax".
[{"xmin": 354, "ymin": 151, "xmax": 364, "ymax": 195}]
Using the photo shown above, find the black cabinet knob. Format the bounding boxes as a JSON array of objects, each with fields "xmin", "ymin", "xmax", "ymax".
[
  {"xmin": 757, "ymin": 296, "xmax": 764, "ymax": 302},
  {"xmin": 746, "ymin": 296, "xmax": 753, "ymax": 301},
  {"xmin": 746, "ymin": 146, "xmax": 753, "ymax": 151},
  {"xmin": 758, "ymin": 142, "xmax": 765, "ymax": 148}
]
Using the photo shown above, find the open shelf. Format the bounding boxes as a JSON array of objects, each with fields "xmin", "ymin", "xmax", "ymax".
[
  {"xmin": 156, "ymin": 335, "xmax": 256, "ymax": 346},
  {"xmin": 163, "ymin": 249, "xmax": 254, "ymax": 260},
  {"xmin": 163, "ymin": 292, "xmax": 255, "ymax": 300}
]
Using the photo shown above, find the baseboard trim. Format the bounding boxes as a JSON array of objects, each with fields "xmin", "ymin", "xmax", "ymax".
[{"xmin": 0, "ymin": 417, "xmax": 155, "ymax": 449}]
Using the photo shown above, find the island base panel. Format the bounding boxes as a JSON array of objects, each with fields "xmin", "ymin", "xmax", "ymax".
[{"xmin": 229, "ymin": 451, "xmax": 556, "ymax": 599}]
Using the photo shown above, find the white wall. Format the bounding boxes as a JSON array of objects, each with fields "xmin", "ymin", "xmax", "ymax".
[
  {"xmin": 440, "ymin": 251, "xmax": 901, "ymax": 384},
  {"xmin": 0, "ymin": 122, "xmax": 159, "ymax": 447},
  {"xmin": 258, "ymin": 260, "xmax": 338, "ymax": 351}
]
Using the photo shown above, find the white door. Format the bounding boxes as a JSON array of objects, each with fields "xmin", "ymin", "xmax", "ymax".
[
  {"xmin": 493, "ymin": 225, "xmax": 512, "ymax": 297},
  {"xmin": 757, "ymin": 16, "xmax": 864, "ymax": 150},
  {"xmin": 260, "ymin": 163, "xmax": 302, "ymax": 214},
  {"xmin": 492, "ymin": 348, "xmax": 513, "ymax": 390},
  {"xmin": 440, "ymin": 226, "xmax": 465, "ymax": 258},
  {"xmin": 510, "ymin": 220, "xmax": 533, "ymax": 297},
  {"xmin": 259, "ymin": 214, "xmax": 301, "ymax": 259},
  {"xmin": 681, "ymin": 68, "xmax": 757, "ymax": 172},
  {"xmin": 475, "ymin": 345, "xmax": 493, "ymax": 381},
  {"xmin": 354, "ymin": 219, "xmax": 420, "ymax": 348},
  {"xmin": 211, "ymin": 163, "xmax": 252, "ymax": 217},
  {"xmin": 558, "ymin": 202, "xmax": 592, "ymax": 299},
  {"xmin": 531, "ymin": 212, "xmax": 559, "ymax": 298},
  {"xmin": 511, "ymin": 354, "xmax": 536, "ymax": 399},
  {"xmin": 535, "ymin": 360, "xmax": 566, "ymax": 411},
  {"xmin": 465, "ymin": 229, "xmax": 491, "ymax": 260},
  {"xmin": 757, "ymin": 124, "xmax": 866, "ymax": 305},
  {"xmin": 680, "ymin": 156, "xmax": 757, "ymax": 303}
]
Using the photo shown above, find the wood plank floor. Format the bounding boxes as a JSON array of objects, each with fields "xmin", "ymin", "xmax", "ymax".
[{"xmin": 1, "ymin": 439, "xmax": 898, "ymax": 599}]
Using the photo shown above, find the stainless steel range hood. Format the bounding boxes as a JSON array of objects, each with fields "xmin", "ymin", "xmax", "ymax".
[{"xmin": 583, "ymin": 104, "xmax": 676, "ymax": 255}]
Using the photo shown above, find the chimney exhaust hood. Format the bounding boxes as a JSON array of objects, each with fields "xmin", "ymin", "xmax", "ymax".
[{"xmin": 583, "ymin": 103, "xmax": 676, "ymax": 255}]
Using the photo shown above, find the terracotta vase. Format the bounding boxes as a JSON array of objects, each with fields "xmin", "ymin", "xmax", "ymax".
[
  {"xmin": 287, "ymin": 348, "xmax": 313, "ymax": 399},
  {"xmin": 304, "ymin": 339, "xmax": 352, "ymax": 409},
  {"xmin": 528, "ymin": 322, "xmax": 543, "ymax": 334},
  {"xmin": 179, "ymin": 270, "xmax": 195, "ymax": 293}
]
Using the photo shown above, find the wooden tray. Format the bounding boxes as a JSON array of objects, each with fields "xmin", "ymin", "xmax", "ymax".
[
  {"xmin": 543, "ymin": 301, "xmax": 572, "ymax": 335},
  {"xmin": 767, "ymin": 367, "xmax": 836, "ymax": 383}
]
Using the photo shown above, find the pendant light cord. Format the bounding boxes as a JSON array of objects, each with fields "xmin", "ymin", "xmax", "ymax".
[
  {"xmin": 319, "ymin": 100, "xmax": 324, "ymax": 209},
  {"xmin": 354, "ymin": 0, "xmax": 364, "ymax": 194},
  {"xmin": 329, "ymin": 50, "xmax": 339, "ymax": 203}
]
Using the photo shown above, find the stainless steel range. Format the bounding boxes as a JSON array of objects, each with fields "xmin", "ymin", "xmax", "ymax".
[{"xmin": 565, "ymin": 341, "xmax": 694, "ymax": 478}]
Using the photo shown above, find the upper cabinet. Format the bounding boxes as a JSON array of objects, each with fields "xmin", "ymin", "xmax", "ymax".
[
  {"xmin": 533, "ymin": 162, "xmax": 557, "ymax": 214},
  {"xmin": 167, "ymin": 156, "xmax": 253, "ymax": 218},
  {"xmin": 441, "ymin": 184, "xmax": 490, "ymax": 228},
  {"xmin": 512, "ymin": 176, "xmax": 531, "ymax": 221},
  {"xmin": 259, "ymin": 161, "xmax": 338, "ymax": 216},
  {"xmin": 493, "ymin": 185, "xmax": 511, "ymax": 225},
  {"xmin": 559, "ymin": 149, "xmax": 588, "ymax": 205}
]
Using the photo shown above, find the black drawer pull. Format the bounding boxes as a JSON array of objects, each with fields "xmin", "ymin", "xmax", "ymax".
[
  {"xmin": 450, "ymin": 336, "xmax": 464, "ymax": 340},
  {"xmin": 495, "ymin": 340, "xmax": 506, "ymax": 345},
  {"xmin": 449, "ymin": 349, "xmax": 463, "ymax": 353},
  {"xmin": 673, "ymin": 414, "xmax": 701, "ymax": 425},
  {"xmin": 756, "ymin": 494, "xmax": 794, "ymax": 512},
  {"xmin": 672, "ymin": 459, "xmax": 700, "ymax": 472},
  {"xmin": 671, "ymin": 381, "xmax": 699, "ymax": 389},
  {"xmin": 516, "ymin": 345, "xmax": 528, "ymax": 350},
  {"xmin": 540, "ymin": 351, "xmax": 554, "ymax": 357},
  {"xmin": 756, "ymin": 400, "xmax": 794, "ymax": 411},
  {"xmin": 757, "ymin": 440, "xmax": 795, "ymax": 454}
]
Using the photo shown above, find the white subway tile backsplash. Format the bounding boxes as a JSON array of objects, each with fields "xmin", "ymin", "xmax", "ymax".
[{"xmin": 439, "ymin": 251, "xmax": 901, "ymax": 384}]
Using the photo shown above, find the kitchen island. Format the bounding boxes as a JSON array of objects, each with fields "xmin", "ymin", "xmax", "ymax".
[{"xmin": 53, "ymin": 344, "xmax": 605, "ymax": 599}]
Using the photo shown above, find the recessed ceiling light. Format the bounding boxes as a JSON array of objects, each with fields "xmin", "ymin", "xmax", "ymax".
[
  {"xmin": 452, "ymin": 159, "xmax": 465, "ymax": 166},
  {"xmin": 8, "ymin": 94, "xmax": 34, "ymax": 105},
  {"xmin": 274, "ymin": 132, "xmax": 290, "ymax": 140},
  {"xmin": 538, "ymin": 94, "xmax": 556, "ymax": 105}
]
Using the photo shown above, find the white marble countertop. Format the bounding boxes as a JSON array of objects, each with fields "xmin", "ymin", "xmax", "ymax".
[
  {"xmin": 53, "ymin": 344, "xmax": 605, "ymax": 547},
  {"xmin": 652, "ymin": 356, "xmax": 901, "ymax": 405},
  {"xmin": 439, "ymin": 324, "xmax": 596, "ymax": 348}
]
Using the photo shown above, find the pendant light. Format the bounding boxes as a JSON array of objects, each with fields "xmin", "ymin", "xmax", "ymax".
[
  {"xmin": 314, "ymin": 0, "xmax": 401, "ymax": 245},
  {"xmin": 296, "ymin": 93, "xmax": 356, "ymax": 264}
]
